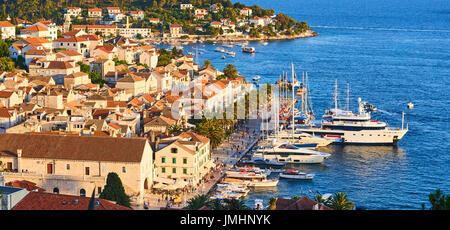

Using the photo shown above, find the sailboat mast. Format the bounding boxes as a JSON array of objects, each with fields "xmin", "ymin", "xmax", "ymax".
[
  {"xmin": 346, "ymin": 82, "xmax": 350, "ymax": 113},
  {"xmin": 291, "ymin": 63, "xmax": 295, "ymax": 142},
  {"xmin": 334, "ymin": 79, "xmax": 338, "ymax": 113}
]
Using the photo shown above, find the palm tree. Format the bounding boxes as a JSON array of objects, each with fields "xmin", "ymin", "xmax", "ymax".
[
  {"xmin": 314, "ymin": 194, "xmax": 328, "ymax": 206},
  {"xmin": 223, "ymin": 198, "xmax": 250, "ymax": 210},
  {"xmin": 328, "ymin": 192, "xmax": 355, "ymax": 210},
  {"xmin": 268, "ymin": 197, "xmax": 277, "ymax": 210},
  {"xmin": 185, "ymin": 194, "xmax": 210, "ymax": 210},
  {"xmin": 168, "ymin": 124, "xmax": 183, "ymax": 135},
  {"xmin": 428, "ymin": 189, "xmax": 450, "ymax": 210}
]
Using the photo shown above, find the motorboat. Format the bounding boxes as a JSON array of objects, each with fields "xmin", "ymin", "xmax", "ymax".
[
  {"xmin": 407, "ymin": 101, "xmax": 414, "ymax": 110},
  {"xmin": 295, "ymin": 80, "xmax": 408, "ymax": 145},
  {"xmin": 242, "ymin": 46, "xmax": 255, "ymax": 53},
  {"xmin": 269, "ymin": 131, "xmax": 334, "ymax": 147},
  {"xmin": 252, "ymin": 75, "xmax": 261, "ymax": 81},
  {"xmin": 239, "ymin": 157, "xmax": 285, "ymax": 169},
  {"xmin": 279, "ymin": 169, "xmax": 315, "ymax": 180},
  {"xmin": 254, "ymin": 142, "xmax": 331, "ymax": 164},
  {"xmin": 247, "ymin": 179, "xmax": 279, "ymax": 187}
]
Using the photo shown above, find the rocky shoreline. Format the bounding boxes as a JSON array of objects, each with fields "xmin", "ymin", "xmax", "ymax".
[{"xmin": 150, "ymin": 30, "xmax": 318, "ymax": 45}]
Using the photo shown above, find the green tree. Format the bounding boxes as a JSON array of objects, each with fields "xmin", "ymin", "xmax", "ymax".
[
  {"xmin": 222, "ymin": 198, "xmax": 250, "ymax": 210},
  {"xmin": 0, "ymin": 57, "xmax": 15, "ymax": 72},
  {"xmin": 185, "ymin": 194, "xmax": 210, "ymax": 210},
  {"xmin": 168, "ymin": 124, "xmax": 183, "ymax": 135},
  {"xmin": 221, "ymin": 64, "xmax": 238, "ymax": 79},
  {"xmin": 77, "ymin": 61, "xmax": 91, "ymax": 73},
  {"xmin": 203, "ymin": 59, "xmax": 212, "ymax": 69},
  {"xmin": 328, "ymin": 192, "xmax": 355, "ymax": 210},
  {"xmin": 428, "ymin": 189, "xmax": 450, "ymax": 210},
  {"xmin": 0, "ymin": 40, "xmax": 9, "ymax": 57},
  {"xmin": 99, "ymin": 172, "xmax": 131, "ymax": 208},
  {"xmin": 89, "ymin": 71, "xmax": 106, "ymax": 87},
  {"xmin": 268, "ymin": 197, "xmax": 277, "ymax": 210}
]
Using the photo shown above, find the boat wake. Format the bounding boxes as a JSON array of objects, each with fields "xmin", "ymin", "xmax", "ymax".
[
  {"xmin": 310, "ymin": 26, "xmax": 450, "ymax": 33},
  {"xmin": 376, "ymin": 109, "xmax": 394, "ymax": 115}
]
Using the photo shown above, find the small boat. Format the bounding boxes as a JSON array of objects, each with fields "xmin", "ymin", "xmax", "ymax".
[
  {"xmin": 252, "ymin": 75, "xmax": 261, "ymax": 81},
  {"xmin": 248, "ymin": 179, "xmax": 279, "ymax": 187},
  {"xmin": 242, "ymin": 46, "xmax": 255, "ymax": 53},
  {"xmin": 222, "ymin": 55, "xmax": 226, "ymax": 59},
  {"xmin": 407, "ymin": 101, "xmax": 414, "ymax": 110},
  {"xmin": 279, "ymin": 169, "xmax": 315, "ymax": 180},
  {"xmin": 239, "ymin": 157, "xmax": 285, "ymax": 169}
]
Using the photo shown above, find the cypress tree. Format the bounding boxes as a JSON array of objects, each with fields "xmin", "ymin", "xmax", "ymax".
[{"xmin": 99, "ymin": 172, "xmax": 131, "ymax": 208}]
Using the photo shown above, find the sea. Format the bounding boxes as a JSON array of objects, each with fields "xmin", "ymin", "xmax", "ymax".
[{"xmin": 156, "ymin": 0, "xmax": 450, "ymax": 209}]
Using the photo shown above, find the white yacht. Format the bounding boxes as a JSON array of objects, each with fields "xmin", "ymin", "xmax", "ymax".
[
  {"xmin": 269, "ymin": 130, "xmax": 334, "ymax": 148},
  {"xmin": 295, "ymin": 81, "xmax": 408, "ymax": 145},
  {"xmin": 253, "ymin": 142, "xmax": 331, "ymax": 164}
]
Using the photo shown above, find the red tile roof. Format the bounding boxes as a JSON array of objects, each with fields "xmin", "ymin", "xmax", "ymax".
[
  {"xmin": 12, "ymin": 192, "xmax": 132, "ymax": 210},
  {"xmin": 275, "ymin": 197, "xmax": 333, "ymax": 210},
  {"xmin": 0, "ymin": 21, "xmax": 14, "ymax": 27},
  {"xmin": 54, "ymin": 37, "xmax": 88, "ymax": 42},
  {"xmin": 5, "ymin": 180, "xmax": 46, "ymax": 192},
  {"xmin": 21, "ymin": 25, "xmax": 48, "ymax": 32}
]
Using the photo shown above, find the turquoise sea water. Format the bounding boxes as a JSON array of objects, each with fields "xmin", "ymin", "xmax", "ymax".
[{"xmin": 160, "ymin": 0, "xmax": 450, "ymax": 209}]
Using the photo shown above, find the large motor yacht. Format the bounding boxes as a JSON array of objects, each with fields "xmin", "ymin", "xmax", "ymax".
[
  {"xmin": 253, "ymin": 142, "xmax": 331, "ymax": 164},
  {"xmin": 295, "ymin": 81, "xmax": 408, "ymax": 145}
]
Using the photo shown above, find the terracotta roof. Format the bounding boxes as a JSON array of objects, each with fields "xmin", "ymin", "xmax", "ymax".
[
  {"xmin": 54, "ymin": 37, "xmax": 88, "ymax": 42},
  {"xmin": 65, "ymin": 72, "xmax": 88, "ymax": 78},
  {"xmin": 275, "ymin": 197, "xmax": 333, "ymax": 210},
  {"xmin": 47, "ymin": 61, "xmax": 75, "ymax": 69},
  {"xmin": 179, "ymin": 132, "xmax": 209, "ymax": 144},
  {"xmin": 23, "ymin": 37, "xmax": 51, "ymax": 44},
  {"xmin": 0, "ymin": 91, "xmax": 14, "ymax": 98},
  {"xmin": 88, "ymin": 8, "xmax": 102, "ymax": 12},
  {"xmin": 58, "ymin": 49, "xmax": 82, "ymax": 57},
  {"xmin": 0, "ymin": 108, "xmax": 13, "ymax": 118},
  {"xmin": 108, "ymin": 122, "xmax": 121, "ymax": 130},
  {"xmin": 0, "ymin": 133, "xmax": 148, "ymax": 162},
  {"xmin": 21, "ymin": 25, "xmax": 48, "ymax": 32},
  {"xmin": 5, "ymin": 180, "xmax": 46, "ymax": 192},
  {"xmin": 0, "ymin": 21, "xmax": 14, "ymax": 27},
  {"xmin": 128, "ymin": 97, "xmax": 144, "ymax": 107},
  {"xmin": 73, "ymin": 25, "xmax": 117, "ymax": 29},
  {"xmin": 92, "ymin": 108, "xmax": 110, "ymax": 119},
  {"xmin": 170, "ymin": 24, "xmax": 182, "ymax": 28},
  {"xmin": 80, "ymin": 34, "xmax": 102, "ymax": 41},
  {"xmin": 107, "ymin": 101, "xmax": 128, "ymax": 108},
  {"xmin": 12, "ymin": 192, "xmax": 132, "ymax": 210},
  {"xmin": 117, "ymin": 74, "xmax": 145, "ymax": 83}
]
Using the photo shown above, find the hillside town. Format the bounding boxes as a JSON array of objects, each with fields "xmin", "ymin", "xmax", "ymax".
[{"xmin": 0, "ymin": 4, "xmax": 264, "ymax": 210}]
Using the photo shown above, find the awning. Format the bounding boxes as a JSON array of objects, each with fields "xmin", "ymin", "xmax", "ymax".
[
  {"xmin": 153, "ymin": 177, "xmax": 175, "ymax": 185},
  {"xmin": 204, "ymin": 161, "xmax": 216, "ymax": 169}
]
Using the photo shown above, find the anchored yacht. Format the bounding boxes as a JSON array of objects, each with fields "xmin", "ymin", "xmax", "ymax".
[
  {"xmin": 253, "ymin": 142, "xmax": 331, "ymax": 164},
  {"xmin": 295, "ymin": 81, "xmax": 408, "ymax": 145}
]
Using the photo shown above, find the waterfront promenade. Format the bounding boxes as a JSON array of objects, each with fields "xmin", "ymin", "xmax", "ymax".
[{"xmin": 132, "ymin": 119, "xmax": 261, "ymax": 210}]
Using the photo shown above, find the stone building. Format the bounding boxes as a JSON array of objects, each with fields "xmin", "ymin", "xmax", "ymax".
[{"xmin": 0, "ymin": 133, "xmax": 153, "ymax": 204}]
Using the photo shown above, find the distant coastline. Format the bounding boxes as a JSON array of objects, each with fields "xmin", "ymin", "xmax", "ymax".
[{"xmin": 152, "ymin": 30, "xmax": 318, "ymax": 44}]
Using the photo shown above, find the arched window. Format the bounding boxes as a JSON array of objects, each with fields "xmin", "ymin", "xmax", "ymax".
[
  {"xmin": 80, "ymin": 189, "xmax": 86, "ymax": 197},
  {"xmin": 53, "ymin": 188, "xmax": 59, "ymax": 194}
]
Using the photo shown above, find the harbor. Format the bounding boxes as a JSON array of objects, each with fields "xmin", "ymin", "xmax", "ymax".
[{"xmin": 141, "ymin": 0, "xmax": 450, "ymax": 209}]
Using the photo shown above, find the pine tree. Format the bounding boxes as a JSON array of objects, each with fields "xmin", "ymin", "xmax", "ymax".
[{"xmin": 99, "ymin": 172, "xmax": 131, "ymax": 208}]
